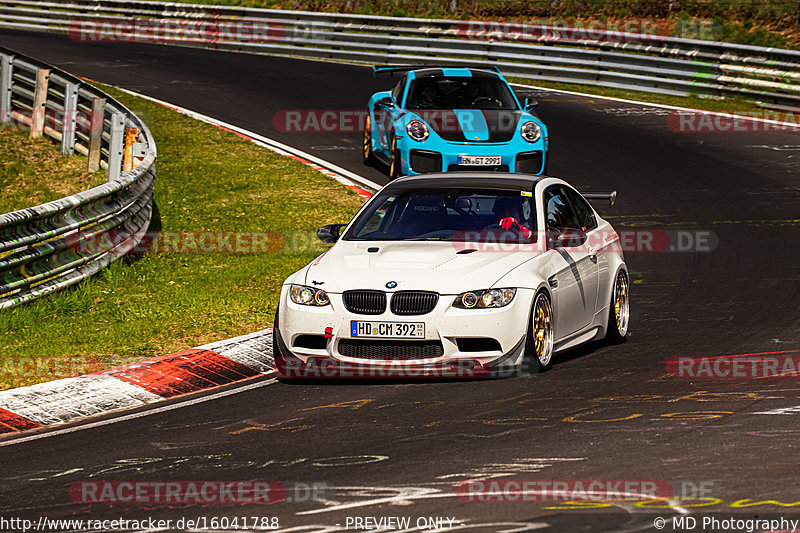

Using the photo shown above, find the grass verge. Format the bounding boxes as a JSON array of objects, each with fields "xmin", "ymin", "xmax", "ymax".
[
  {"xmin": 0, "ymin": 84, "xmax": 365, "ymax": 390},
  {"xmin": 0, "ymin": 131, "xmax": 106, "ymax": 214}
]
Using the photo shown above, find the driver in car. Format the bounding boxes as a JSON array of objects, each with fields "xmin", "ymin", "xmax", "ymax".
[
  {"xmin": 460, "ymin": 81, "xmax": 504, "ymax": 108},
  {"xmin": 416, "ymin": 84, "xmax": 440, "ymax": 109},
  {"xmin": 491, "ymin": 197, "xmax": 532, "ymax": 239}
]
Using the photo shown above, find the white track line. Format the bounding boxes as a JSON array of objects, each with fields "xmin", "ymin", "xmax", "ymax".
[
  {"xmin": 511, "ymin": 81, "xmax": 800, "ymax": 129},
  {"xmin": 111, "ymin": 86, "xmax": 382, "ymax": 192},
  {"xmin": 0, "ymin": 376, "xmax": 277, "ymax": 448}
]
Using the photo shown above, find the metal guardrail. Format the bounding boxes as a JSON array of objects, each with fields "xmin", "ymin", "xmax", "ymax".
[
  {"xmin": 0, "ymin": 46, "xmax": 155, "ymax": 309},
  {"xmin": 0, "ymin": 0, "xmax": 799, "ymax": 106}
]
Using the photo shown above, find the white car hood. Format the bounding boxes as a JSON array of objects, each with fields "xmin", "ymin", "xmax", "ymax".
[{"xmin": 303, "ymin": 240, "xmax": 542, "ymax": 294}]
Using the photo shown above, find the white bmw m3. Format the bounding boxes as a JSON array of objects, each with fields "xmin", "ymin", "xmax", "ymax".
[{"xmin": 273, "ymin": 173, "xmax": 629, "ymax": 379}]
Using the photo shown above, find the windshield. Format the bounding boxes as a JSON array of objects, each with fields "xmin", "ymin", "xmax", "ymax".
[
  {"xmin": 405, "ymin": 77, "xmax": 518, "ymax": 110},
  {"xmin": 344, "ymin": 189, "xmax": 536, "ymax": 242}
]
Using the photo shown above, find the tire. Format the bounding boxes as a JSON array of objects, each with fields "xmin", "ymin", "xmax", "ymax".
[
  {"xmin": 606, "ymin": 269, "xmax": 630, "ymax": 344},
  {"xmin": 388, "ymin": 134, "xmax": 400, "ymax": 180},
  {"xmin": 525, "ymin": 291, "xmax": 554, "ymax": 374},
  {"xmin": 272, "ymin": 308, "xmax": 292, "ymax": 380},
  {"xmin": 272, "ymin": 308, "xmax": 282, "ymax": 356},
  {"xmin": 362, "ymin": 112, "xmax": 376, "ymax": 166}
]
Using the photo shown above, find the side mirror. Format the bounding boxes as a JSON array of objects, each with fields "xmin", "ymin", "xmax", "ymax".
[
  {"xmin": 524, "ymin": 97, "xmax": 539, "ymax": 112},
  {"xmin": 317, "ymin": 224, "xmax": 347, "ymax": 244},
  {"xmin": 549, "ymin": 229, "xmax": 587, "ymax": 249},
  {"xmin": 376, "ymin": 96, "xmax": 395, "ymax": 108}
]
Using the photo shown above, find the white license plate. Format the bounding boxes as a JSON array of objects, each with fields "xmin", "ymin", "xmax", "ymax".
[
  {"xmin": 350, "ymin": 321, "xmax": 425, "ymax": 338},
  {"xmin": 458, "ymin": 155, "xmax": 501, "ymax": 166}
]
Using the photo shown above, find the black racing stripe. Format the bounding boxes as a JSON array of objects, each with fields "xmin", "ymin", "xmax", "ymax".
[
  {"xmin": 413, "ymin": 68, "xmax": 445, "ymax": 78},
  {"xmin": 485, "ymin": 109, "xmax": 520, "ymax": 142},
  {"xmin": 420, "ymin": 109, "xmax": 465, "ymax": 141},
  {"xmin": 418, "ymin": 109, "xmax": 520, "ymax": 142}
]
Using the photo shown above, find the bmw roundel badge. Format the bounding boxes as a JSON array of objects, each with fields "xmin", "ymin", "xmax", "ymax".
[{"xmin": 386, "ymin": 281, "xmax": 398, "ymax": 289}]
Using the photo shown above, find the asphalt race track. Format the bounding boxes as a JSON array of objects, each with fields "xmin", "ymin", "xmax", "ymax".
[{"xmin": 1, "ymin": 29, "xmax": 800, "ymax": 533}]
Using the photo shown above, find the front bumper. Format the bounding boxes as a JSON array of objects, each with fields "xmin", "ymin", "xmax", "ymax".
[
  {"xmin": 400, "ymin": 138, "xmax": 547, "ymax": 175},
  {"xmin": 274, "ymin": 286, "xmax": 534, "ymax": 379}
]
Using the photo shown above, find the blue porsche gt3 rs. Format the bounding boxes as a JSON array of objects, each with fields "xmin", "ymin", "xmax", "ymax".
[{"xmin": 363, "ymin": 66, "xmax": 549, "ymax": 179}]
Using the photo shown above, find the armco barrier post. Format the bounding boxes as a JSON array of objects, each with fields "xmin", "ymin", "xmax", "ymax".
[
  {"xmin": 0, "ymin": 54, "xmax": 12, "ymax": 126},
  {"xmin": 30, "ymin": 68, "xmax": 50, "ymax": 138},
  {"xmin": 123, "ymin": 127, "xmax": 139, "ymax": 171},
  {"xmin": 107, "ymin": 113, "xmax": 125, "ymax": 181},
  {"xmin": 61, "ymin": 83, "xmax": 79, "ymax": 155},
  {"xmin": 87, "ymin": 97, "xmax": 106, "ymax": 172}
]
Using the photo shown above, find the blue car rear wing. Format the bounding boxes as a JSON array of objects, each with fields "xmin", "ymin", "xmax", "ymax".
[
  {"xmin": 583, "ymin": 191, "xmax": 617, "ymax": 208},
  {"xmin": 372, "ymin": 65, "xmax": 501, "ymax": 77}
]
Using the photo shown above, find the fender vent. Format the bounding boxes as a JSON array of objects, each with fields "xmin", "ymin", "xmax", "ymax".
[
  {"xmin": 293, "ymin": 335, "xmax": 327, "ymax": 350},
  {"xmin": 456, "ymin": 338, "xmax": 502, "ymax": 352}
]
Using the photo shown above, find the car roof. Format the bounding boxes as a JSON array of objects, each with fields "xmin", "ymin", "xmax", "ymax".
[
  {"xmin": 409, "ymin": 67, "xmax": 501, "ymax": 80},
  {"xmin": 385, "ymin": 172, "xmax": 548, "ymax": 191}
]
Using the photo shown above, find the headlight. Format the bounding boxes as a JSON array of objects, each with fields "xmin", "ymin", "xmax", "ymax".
[
  {"xmin": 520, "ymin": 121, "xmax": 541, "ymax": 143},
  {"xmin": 290, "ymin": 284, "xmax": 330, "ymax": 306},
  {"xmin": 453, "ymin": 288, "xmax": 516, "ymax": 309},
  {"xmin": 406, "ymin": 120, "xmax": 429, "ymax": 142}
]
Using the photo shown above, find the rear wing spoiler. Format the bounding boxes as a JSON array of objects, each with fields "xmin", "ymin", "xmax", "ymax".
[
  {"xmin": 583, "ymin": 191, "xmax": 617, "ymax": 208},
  {"xmin": 372, "ymin": 65, "xmax": 501, "ymax": 77}
]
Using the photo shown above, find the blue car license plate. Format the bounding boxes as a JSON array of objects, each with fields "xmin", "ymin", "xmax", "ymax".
[{"xmin": 458, "ymin": 155, "xmax": 501, "ymax": 166}]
